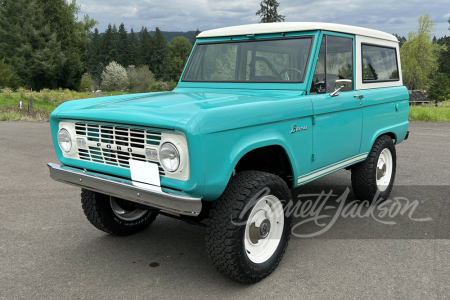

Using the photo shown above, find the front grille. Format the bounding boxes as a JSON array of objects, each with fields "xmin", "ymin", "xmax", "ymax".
[{"xmin": 74, "ymin": 122, "xmax": 165, "ymax": 175}]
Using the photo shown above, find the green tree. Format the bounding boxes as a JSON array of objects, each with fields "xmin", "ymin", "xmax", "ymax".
[
  {"xmin": 191, "ymin": 28, "xmax": 201, "ymax": 45},
  {"xmin": 256, "ymin": 0, "xmax": 285, "ymax": 23},
  {"xmin": 151, "ymin": 27, "xmax": 169, "ymax": 80},
  {"xmin": 400, "ymin": 14, "xmax": 445, "ymax": 90},
  {"xmin": 126, "ymin": 65, "xmax": 155, "ymax": 93},
  {"xmin": 0, "ymin": 59, "xmax": 20, "ymax": 89},
  {"xmin": 118, "ymin": 23, "xmax": 129, "ymax": 67},
  {"xmin": 101, "ymin": 24, "xmax": 119, "ymax": 64},
  {"xmin": 428, "ymin": 73, "xmax": 450, "ymax": 102},
  {"xmin": 393, "ymin": 33, "xmax": 407, "ymax": 47},
  {"xmin": 139, "ymin": 27, "xmax": 153, "ymax": 68},
  {"xmin": 87, "ymin": 28, "xmax": 102, "ymax": 75},
  {"xmin": 128, "ymin": 28, "xmax": 140, "ymax": 66},
  {"xmin": 0, "ymin": 0, "xmax": 96, "ymax": 90},
  {"xmin": 79, "ymin": 73, "xmax": 94, "ymax": 92},
  {"xmin": 168, "ymin": 36, "xmax": 192, "ymax": 81},
  {"xmin": 437, "ymin": 19, "xmax": 450, "ymax": 79},
  {"xmin": 38, "ymin": 0, "xmax": 97, "ymax": 89}
]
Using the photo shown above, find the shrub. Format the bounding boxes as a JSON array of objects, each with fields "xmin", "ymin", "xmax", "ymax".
[
  {"xmin": 101, "ymin": 61, "xmax": 128, "ymax": 91},
  {"xmin": 39, "ymin": 88, "xmax": 51, "ymax": 101},
  {"xmin": 126, "ymin": 65, "xmax": 155, "ymax": 93},
  {"xmin": 48, "ymin": 90, "xmax": 59, "ymax": 104},
  {"xmin": 149, "ymin": 81, "xmax": 168, "ymax": 92},
  {"xmin": 79, "ymin": 73, "xmax": 94, "ymax": 92},
  {"xmin": 1, "ymin": 87, "xmax": 13, "ymax": 98},
  {"xmin": 167, "ymin": 81, "xmax": 177, "ymax": 91},
  {"xmin": 25, "ymin": 91, "xmax": 35, "ymax": 99},
  {"xmin": 18, "ymin": 87, "xmax": 28, "ymax": 99}
]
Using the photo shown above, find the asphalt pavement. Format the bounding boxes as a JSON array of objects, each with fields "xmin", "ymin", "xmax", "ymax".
[{"xmin": 1, "ymin": 121, "xmax": 449, "ymax": 300}]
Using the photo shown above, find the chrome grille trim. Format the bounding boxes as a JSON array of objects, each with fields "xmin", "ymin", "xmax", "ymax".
[{"xmin": 74, "ymin": 122, "xmax": 165, "ymax": 175}]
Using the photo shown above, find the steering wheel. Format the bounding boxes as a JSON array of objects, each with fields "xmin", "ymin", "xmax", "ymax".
[{"xmin": 278, "ymin": 68, "xmax": 303, "ymax": 81}]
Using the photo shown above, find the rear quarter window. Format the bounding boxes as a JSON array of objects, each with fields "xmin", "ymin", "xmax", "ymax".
[{"xmin": 361, "ymin": 44, "xmax": 399, "ymax": 83}]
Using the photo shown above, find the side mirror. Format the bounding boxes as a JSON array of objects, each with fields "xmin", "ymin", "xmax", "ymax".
[{"xmin": 330, "ymin": 79, "xmax": 352, "ymax": 97}]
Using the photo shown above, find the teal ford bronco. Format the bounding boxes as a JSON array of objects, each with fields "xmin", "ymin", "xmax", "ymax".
[{"xmin": 48, "ymin": 22, "xmax": 409, "ymax": 283}]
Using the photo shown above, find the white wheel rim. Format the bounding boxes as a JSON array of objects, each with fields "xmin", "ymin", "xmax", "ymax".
[
  {"xmin": 244, "ymin": 195, "xmax": 284, "ymax": 264},
  {"xmin": 110, "ymin": 197, "xmax": 147, "ymax": 221},
  {"xmin": 376, "ymin": 148, "xmax": 393, "ymax": 192}
]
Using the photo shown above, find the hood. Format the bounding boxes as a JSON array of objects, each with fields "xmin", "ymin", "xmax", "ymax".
[{"xmin": 56, "ymin": 88, "xmax": 307, "ymax": 130}]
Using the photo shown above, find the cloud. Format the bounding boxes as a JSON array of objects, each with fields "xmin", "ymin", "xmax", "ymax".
[{"xmin": 76, "ymin": 0, "xmax": 450, "ymax": 38}]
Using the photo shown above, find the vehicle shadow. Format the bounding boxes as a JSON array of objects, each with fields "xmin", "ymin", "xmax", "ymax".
[{"xmin": 61, "ymin": 171, "xmax": 447, "ymax": 288}]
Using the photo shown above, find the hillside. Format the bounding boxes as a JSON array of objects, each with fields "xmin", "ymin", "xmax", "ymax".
[{"xmin": 91, "ymin": 30, "xmax": 198, "ymax": 43}]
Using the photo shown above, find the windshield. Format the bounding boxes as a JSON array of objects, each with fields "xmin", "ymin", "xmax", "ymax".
[{"xmin": 182, "ymin": 37, "xmax": 313, "ymax": 83}]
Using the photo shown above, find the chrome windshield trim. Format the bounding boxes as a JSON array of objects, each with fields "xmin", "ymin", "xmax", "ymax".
[{"xmin": 47, "ymin": 163, "xmax": 202, "ymax": 216}]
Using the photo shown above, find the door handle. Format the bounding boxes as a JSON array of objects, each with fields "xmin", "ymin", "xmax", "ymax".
[{"xmin": 354, "ymin": 94, "xmax": 364, "ymax": 100}]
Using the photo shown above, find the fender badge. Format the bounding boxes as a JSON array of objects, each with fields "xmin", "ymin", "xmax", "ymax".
[{"xmin": 291, "ymin": 125, "xmax": 308, "ymax": 134}]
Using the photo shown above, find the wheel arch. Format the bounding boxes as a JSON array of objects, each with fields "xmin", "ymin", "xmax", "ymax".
[
  {"xmin": 202, "ymin": 137, "xmax": 298, "ymax": 201},
  {"xmin": 363, "ymin": 121, "xmax": 409, "ymax": 155},
  {"xmin": 234, "ymin": 144, "xmax": 294, "ymax": 187}
]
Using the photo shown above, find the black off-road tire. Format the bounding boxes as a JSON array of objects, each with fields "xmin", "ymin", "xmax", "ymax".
[
  {"xmin": 205, "ymin": 171, "xmax": 293, "ymax": 284},
  {"xmin": 351, "ymin": 135, "xmax": 397, "ymax": 201},
  {"xmin": 81, "ymin": 189, "xmax": 157, "ymax": 236}
]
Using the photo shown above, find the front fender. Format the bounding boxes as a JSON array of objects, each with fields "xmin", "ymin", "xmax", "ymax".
[{"xmin": 200, "ymin": 119, "xmax": 313, "ymax": 201}]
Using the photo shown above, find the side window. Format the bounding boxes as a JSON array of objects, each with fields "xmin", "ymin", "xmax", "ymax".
[
  {"xmin": 311, "ymin": 38, "xmax": 326, "ymax": 94},
  {"xmin": 326, "ymin": 36, "xmax": 353, "ymax": 93},
  {"xmin": 362, "ymin": 44, "xmax": 399, "ymax": 82},
  {"xmin": 310, "ymin": 35, "xmax": 354, "ymax": 94}
]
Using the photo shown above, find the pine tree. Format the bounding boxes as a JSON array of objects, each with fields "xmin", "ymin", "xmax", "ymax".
[
  {"xmin": 111, "ymin": 24, "xmax": 119, "ymax": 63},
  {"xmin": 0, "ymin": 0, "xmax": 66, "ymax": 89},
  {"xmin": 88, "ymin": 28, "xmax": 102, "ymax": 75},
  {"xmin": 151, "ymin": 27, "xmax": 169, "ymax": 80},
  {"xmin": 437, "ymin": 19, "xmax": 450, "ymax": 79},
  {"xmin": 191, "ymin": 28, "xmax": 201, "ymax": 45},
  {"xmin": 38, "ymin": 0, "xmax": 97, "ymax": 89},
  {"xmin": 393, "ymin": 33, "xmax": 407, "ymax": 47},
  {"xmin": 428, "ymin": 73, "xmax": 450, "ymax": 102},
  {"xmin": 256, "ymin": 0, "xmax": 285, "ymax": 23},
  {"xmin": 101, "ymin": 24, "xmax": 119, "ymax": 65},
  {"xmin": 128, "ymin": 28, "xmax": 139, "ymax": 66},
  {"xmin": 139, "ymin": 27, "xmax": 153, "ymax": 68},
  {"xmin": 118, "ymin": 23, "xmax": 129, "ymax": 67},
  {"xmin": 0, "ymin": 0, "xmax": 96, "ymax": 90}
]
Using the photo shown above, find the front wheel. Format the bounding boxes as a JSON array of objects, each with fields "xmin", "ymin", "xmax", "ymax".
[
  {"xmin": 206, "ymin": 171, "xmax": 292, "ymax": 283},
  {"xmin": 351, "ymin": 135, "xmax": 397, "ymax": 201},
  {"xmin": 81, "ymin": 189, "xmax": 157, "ymax": 236}
]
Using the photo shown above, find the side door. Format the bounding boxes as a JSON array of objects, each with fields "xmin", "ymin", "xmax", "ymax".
[{"xmin": 307, "ymin": 33, "xmax": 363, "ymax": 174}]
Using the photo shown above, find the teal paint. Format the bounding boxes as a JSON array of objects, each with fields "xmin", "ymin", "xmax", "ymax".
[{"xmin": 50, "ymin": 29, "xmax": 409, "ymax": 201}]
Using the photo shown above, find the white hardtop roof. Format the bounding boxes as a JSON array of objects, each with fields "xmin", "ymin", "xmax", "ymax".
[{"xmin": 197, "ymin": 22, "xmax": 398, "ymax": 42}]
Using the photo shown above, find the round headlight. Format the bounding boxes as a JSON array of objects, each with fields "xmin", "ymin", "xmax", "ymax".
[
  {"xmin": 58, "ymin": 128, "xmax": 72, "ymax": 153},
  {"xmin": 159, "ymin": 142, "xmax": 180, "ymax": 172}
]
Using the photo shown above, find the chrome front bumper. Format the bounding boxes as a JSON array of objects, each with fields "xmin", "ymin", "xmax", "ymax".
[{"xmin": 47, "ymin": 163, "xmax": 202, "ymax": 216}]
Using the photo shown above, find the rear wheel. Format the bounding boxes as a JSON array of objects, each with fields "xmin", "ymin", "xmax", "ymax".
[
  {"xmin": 351, "ymin": 135, "xmax": 397, "ymax": 201},
  {"xmin": 81, "ymin": 189, "xmax": 157, "ymax": 236},
  {"xmin": 206, "ymin": 171, "xmax": 292, "ymax": 283}
]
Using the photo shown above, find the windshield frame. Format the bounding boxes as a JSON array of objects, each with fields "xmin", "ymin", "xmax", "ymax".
[{"xmin": 181, "ymin": 35, "xmax": 315, "ymax": 84}]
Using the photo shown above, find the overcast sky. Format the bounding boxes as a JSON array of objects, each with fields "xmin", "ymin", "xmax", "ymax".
[{"xmin": 77, "ymin": 0, "xmax": 450, "ymax": 38}]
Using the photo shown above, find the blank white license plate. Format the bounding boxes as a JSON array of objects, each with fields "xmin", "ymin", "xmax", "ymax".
[{"xmin": 129, "ymin": 159, "xmax": 161, "ymax": 191}]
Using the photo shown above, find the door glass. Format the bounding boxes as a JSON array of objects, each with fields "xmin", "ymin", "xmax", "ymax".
[
  {"xmin": 310, "ymin": 38, "xmax": 326, "ymax": 94},
  {"xmin": 326, "ymin": 36, "xmax": 353, "ymax": 92}
]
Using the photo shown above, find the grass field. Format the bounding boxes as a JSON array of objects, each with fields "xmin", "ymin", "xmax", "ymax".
[
  {"xmin": 409, "ymin": 101, "xmax": 450, "ymax": 122},
  {"xmin": 0, "ymin": 91, "xmax": 96, "ymax": 121},
  {"xmin": 2, "ymin": 91, "xmax": 450, "ymax": 122}
]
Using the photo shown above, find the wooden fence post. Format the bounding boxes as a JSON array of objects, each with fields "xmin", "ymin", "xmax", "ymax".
[{"xmin": 28, "ymin": 96, "xmax": 33, "ymax": 116}]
